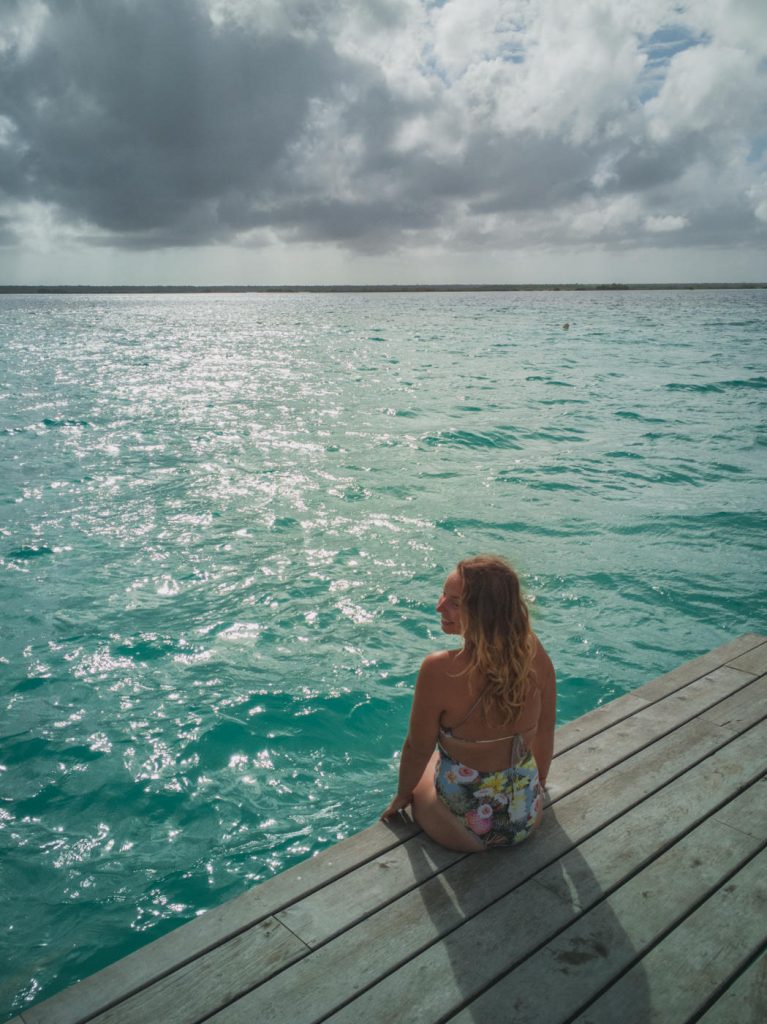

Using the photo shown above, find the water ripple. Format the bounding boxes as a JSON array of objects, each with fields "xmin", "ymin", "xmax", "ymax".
[{"xmin": 1, "ymin": 288, "xmax": 766, "ymax": 1016}]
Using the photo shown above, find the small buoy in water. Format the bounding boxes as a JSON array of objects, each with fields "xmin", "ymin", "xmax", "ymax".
[{"xmin": 562, "ymin": 322, "xmax": 570, "ymax": 330}]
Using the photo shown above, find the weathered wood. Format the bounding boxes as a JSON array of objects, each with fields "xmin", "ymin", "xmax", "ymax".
[
  {"xmin": 20, "ymin": 816, "xmax": 417, "ymax": 1024},
  {"xmin": 570, "ymin": 849, "xmax": 767, "ymax": 1024},
  {"xmin": 727, "ymin": 641, "xmax": 767, "ymax": 677},
  {"xmin": 322, "ymin": 738, "xmax": 767, "ymax": 1024},
  {"xmin": 276, "ymin": 670, "xmax": 764, "ymax": 957},
  {"xmin": 84, "ymin": 917, "xmax": 306, "ymax": 1024},
  {"xmin": 445, "ymin": 823, "xmax": 766, "ymax": 1024},
  {"xmin": 696, "ymin": 951, "xmax": 767, "ymax": 1024},
  {"xmin": 275, "ymin": 831, "xmax": 460, "ymax": 948},
  {"xmin": 553, "ymin": 693, "xmax": 648, "ymax": 755},
  {"xmin": 549, "ymin": 713, "xmax": 761, "ymax": 856},
  {"xmin": 204, "ymin": 697, "xmax": 766, "ymax": 1024},
  {"xmin": 711, "ymin": 774, "xmax": 767, "ymax": 839},
  {"xmin": 702, "ymin": 674, "xmax": 767, "ymax": 733},
  {"xmin": 548, "ymin": 666, "xmax": 757, "ymax": 803}
]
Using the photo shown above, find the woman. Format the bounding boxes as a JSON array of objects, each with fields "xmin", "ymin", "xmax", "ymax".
[{"xmin": 381, "ymin": 555, "xmax": 556, "ymax": 851}]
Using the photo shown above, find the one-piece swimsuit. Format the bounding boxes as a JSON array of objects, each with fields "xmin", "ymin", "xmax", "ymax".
[{"xmin": 435, "ymin": 692, "xmax": 542, "ymax": 847}]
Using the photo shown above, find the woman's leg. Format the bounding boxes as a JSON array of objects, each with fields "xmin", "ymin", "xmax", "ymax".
[{"xmin": 411, "ymin": 752, "xmax": 485, "ymax": 853}]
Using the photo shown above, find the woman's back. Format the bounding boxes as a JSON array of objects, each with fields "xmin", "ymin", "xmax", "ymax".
[{"xmin": 432, "ymin": 644, "xmax": 547, "ymax": 773}]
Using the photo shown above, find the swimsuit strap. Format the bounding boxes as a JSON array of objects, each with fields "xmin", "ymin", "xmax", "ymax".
[
  {"xmin": 440, "ymin": 689, "xmax": 521, "ymax": 744},
  {"xmin": 448, "ymin": 689, "xmax": 485, "ymax": 731}
]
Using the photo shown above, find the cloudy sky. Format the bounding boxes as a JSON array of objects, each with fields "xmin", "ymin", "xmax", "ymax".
[{"xmin": 1, "ymin": 0, "xmax": 766, "ymax": 284}]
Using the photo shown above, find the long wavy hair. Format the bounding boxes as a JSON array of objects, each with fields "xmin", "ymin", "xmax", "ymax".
[{"xmin": 456, "ymin": 554, "xmax": 536, "ymax": 722}]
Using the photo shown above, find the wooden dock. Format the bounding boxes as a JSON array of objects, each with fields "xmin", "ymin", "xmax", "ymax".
[{"xmin": 12, "ymin": 634, "xmax": 767, "ymax": 1024}]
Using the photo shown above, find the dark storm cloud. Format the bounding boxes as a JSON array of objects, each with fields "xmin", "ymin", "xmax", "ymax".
[
  {"xmin": 610, "ymin": 141, "xmax": 694, "ymax": 193},
  {"xmin": 0, "ymin": 0, "xmax": 363, "ymax": 242},
  {"xmin": 463, "ymin": 134, "xmax": 598, "ymax": 213},
  {"xmin": 1, "ymin": 0, "xmax": 765, "ymax": 257}
]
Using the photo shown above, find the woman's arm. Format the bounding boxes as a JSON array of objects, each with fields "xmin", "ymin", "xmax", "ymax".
[
  {"xmin": 531, "ymin": 640, "xmax": 556, "ymax": 786},
  {"xmin": 381, "ymin": 654, "xmax": 443, "ymax": 820}
]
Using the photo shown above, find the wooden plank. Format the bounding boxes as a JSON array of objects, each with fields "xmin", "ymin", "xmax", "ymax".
[
  {"xmin": 553, "ymin": 634, "xmax": 765, "ymax": 756},
  {"xmin": 445, "ymin": 823, "xmax": 766, "ymax": 1024},
  {"xmin": 712, "ymin": 774, "xmax": 767, "ymax": 839},
  {"xmin": 696, "ymin": 951, "xmax": 767, "ymax": 1024},
  {"xmin": 536, "ymin": 769, "xmax": 767, "ymax": 910},
  {"xmin": 275, "ymin": 832, "xmax": 460, "ymax": 948},
  {"xmin": 643, "ymin": 665, "xmax": 755, "ymax": 720},
  {"xmin": 203, "ymin": 714, "xmax": 766, "ymax": 1024},
  {"xmin": 321, "ymin": 738, "xmax": 767, "ymax": 1024},
  {"xmin": 702, "ymin": 676, "xmax": 767, "ymax": 734},
  {"xmin": 570, "ymin": 849, "xmax": 767, "ymax": 1024},
  {"xmin": 548, "ymin": 667, "xmax": 757, "ymax": 803},
  {"xmin": 727, "ymin": 641, "xmax": 767, "ymax": 677},
  {"xmin": 548, "ymin": 713, "xmax": 762, "ymax": 863},
  {"xmin": 93, "ymin": 917, "xmax": 307, "ymax": 1024},
  {"xmin": 20, "ymin": 817, "xmax": 417, "ymax": 1024},
  {"xmin": 553, "ymin": 694, "xmax": 648, "ymax": 755}
]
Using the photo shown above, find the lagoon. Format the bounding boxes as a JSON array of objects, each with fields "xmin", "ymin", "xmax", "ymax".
[{"xmin": 1, "ymin": 288, "xmax": 765, "ymax": 1016}]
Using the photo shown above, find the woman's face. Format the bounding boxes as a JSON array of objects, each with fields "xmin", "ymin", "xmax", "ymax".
[{"xmin": 436, "ymin": 570, "xmax": 464, "ymax": 635}]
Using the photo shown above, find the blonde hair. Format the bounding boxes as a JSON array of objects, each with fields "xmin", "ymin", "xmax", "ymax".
[{"xmin": 456, "ymin": 554, "xmax": 536, "ymax": 723}]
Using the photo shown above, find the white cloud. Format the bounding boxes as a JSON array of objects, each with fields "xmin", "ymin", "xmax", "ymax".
[
  {"xmin": 645, "ymin": 214, "xmax": 688, "ymax": 232},
  {"xmin": 645, "ymin": 42, "xmax": 762, "ymax": 143},
  {"xmin": 685, "ymin": 0, "xmax": 767, "ymax": 59},
  {"xmin": 569, "ymin": 195, "xmax": 643, "ymax": 237},
  {"xmin": 0, "ymin": 0, "xmax": 49, "ymax": 58}
]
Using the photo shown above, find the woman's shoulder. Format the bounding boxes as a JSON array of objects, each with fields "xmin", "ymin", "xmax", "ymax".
[
  {"xmin": 421, "ymin": 647, "xmax": 464, "ymax": 670},
  {"xmin": 418, "ymin": 648, "xmax": 465, "ymax": 686}
]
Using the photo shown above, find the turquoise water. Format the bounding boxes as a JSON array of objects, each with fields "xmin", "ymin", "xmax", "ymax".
[{"xmin": 1, "ymin": 289, "xmax": 765, "ymax": 1015}]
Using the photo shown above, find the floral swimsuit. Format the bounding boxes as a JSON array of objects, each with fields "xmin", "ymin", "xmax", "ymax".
[{"xmin": 435, "ymin": 695, "xmax": 543, "ymax": 848}]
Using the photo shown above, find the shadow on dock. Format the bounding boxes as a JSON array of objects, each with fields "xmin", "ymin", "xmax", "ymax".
[{"xmin": 405, "ymin": 809, "xmax": 651, "ymax": 1023}]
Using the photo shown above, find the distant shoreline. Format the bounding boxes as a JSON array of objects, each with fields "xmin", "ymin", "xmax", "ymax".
[{"xmin": 1, "ymin": 282, "xmax": 766, "ymax": 294}]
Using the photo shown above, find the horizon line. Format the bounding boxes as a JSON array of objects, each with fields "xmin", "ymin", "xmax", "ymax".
[{"xmin": 2, "ymin": 282, "xmax": 766, "ymax": 294}]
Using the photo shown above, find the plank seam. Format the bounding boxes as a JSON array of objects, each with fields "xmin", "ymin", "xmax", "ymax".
[
  {"xmin": 555, "ymin": 840, "xmax": 767, "ymax": 1024},
  {"xmin": 710, "ymin": 772, "xmax": 767, "ymax": 838},
  {"xmin": 303, "ymin": 726, "xmax": 767, "ymax": 1024},
  {"xmin": 274, "ymin": 916, "xmax": 317, "ymax": 954},
  {"xmin": 545, "ymin": 671, "xmax": 764, "ymax": 811},
  {"xmin": 273, "ymin": 842, "xmax": 466, "ymax": 950},
  {"xmin": 684, "ymin": 937, "xmax": 767, "ymax": 1024}
]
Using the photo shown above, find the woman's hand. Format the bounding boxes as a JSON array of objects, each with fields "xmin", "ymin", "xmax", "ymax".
[{"xmin": 380, "ymin": 793, "xmax": 412, "ymax": 821}]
